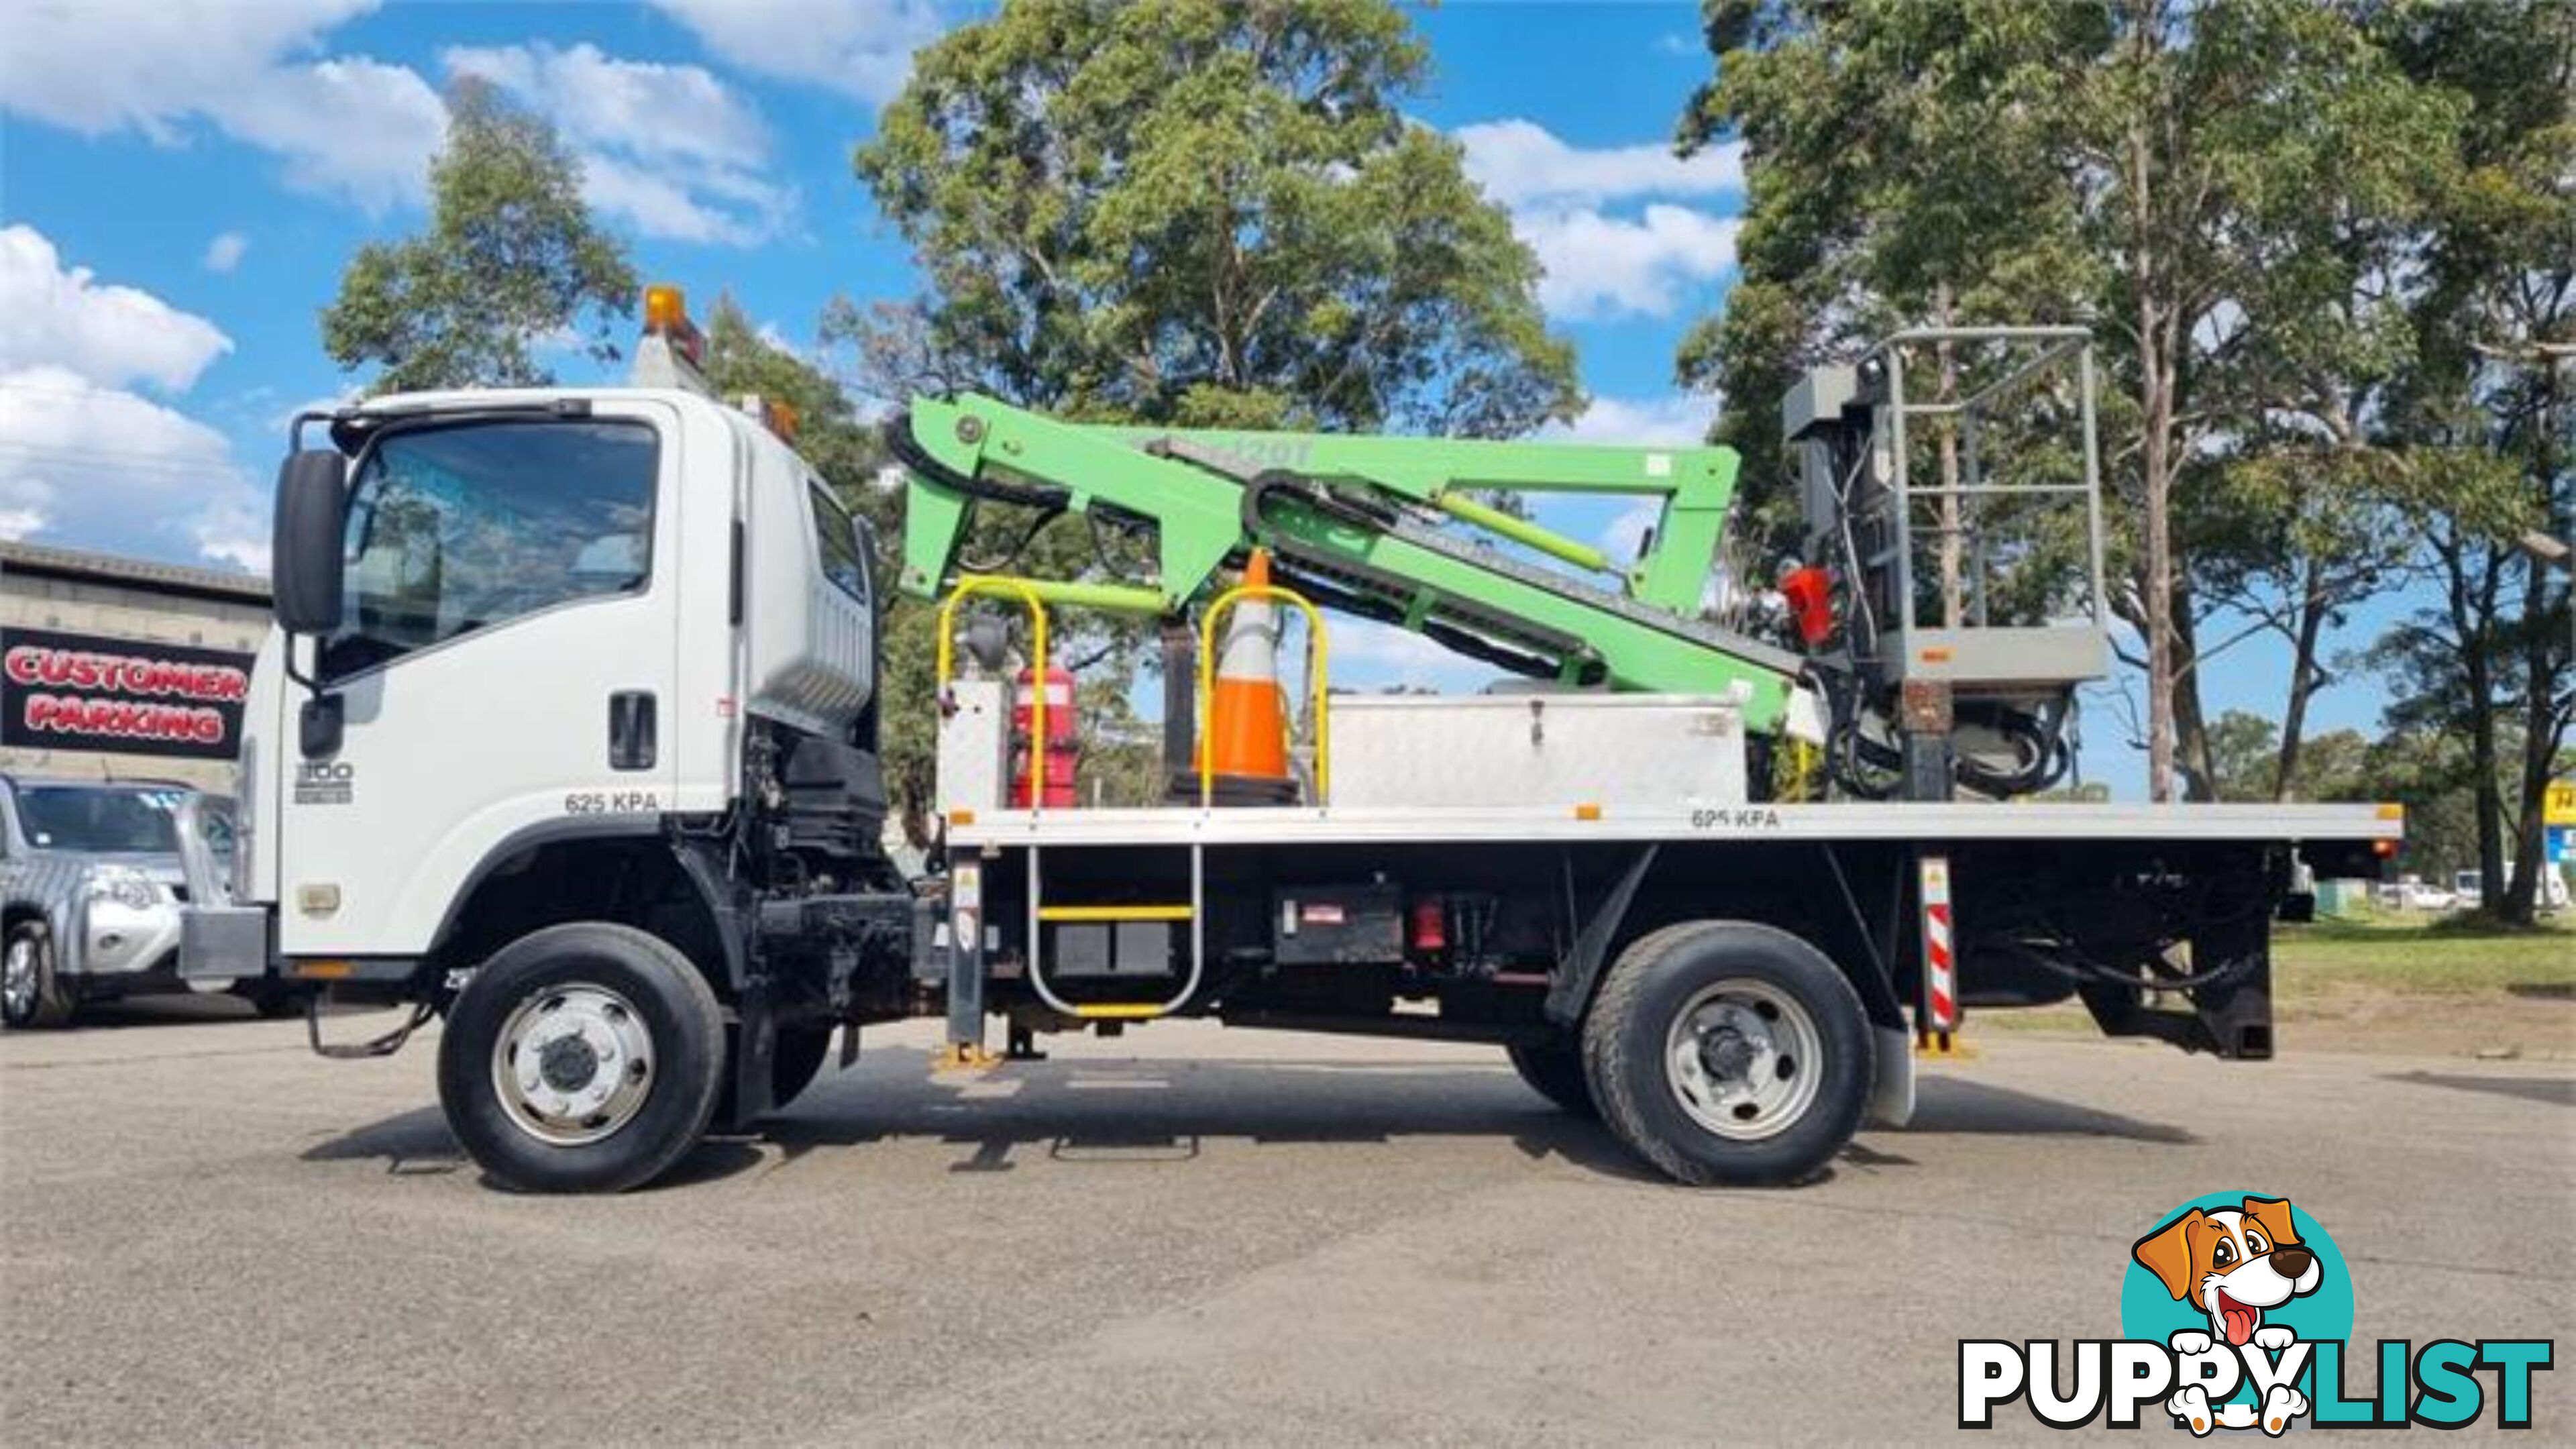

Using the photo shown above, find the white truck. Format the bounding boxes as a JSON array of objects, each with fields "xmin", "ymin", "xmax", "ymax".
[{"xmin": 182, "ymin": 295, "xmax": 2397, "ymax": 1192}]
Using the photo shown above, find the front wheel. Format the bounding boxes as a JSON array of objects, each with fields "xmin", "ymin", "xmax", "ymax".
[
  {"xmin": 1582, "ymin": 921, "xmax": 1871, "ymax": 1187},
  {"xmin": 435, "ymin": 922, "xmax": 727, "ymax": 1193},
  {"xmin": 2, "ymin": 922, "xmax": 74, "ymax": 1030}
]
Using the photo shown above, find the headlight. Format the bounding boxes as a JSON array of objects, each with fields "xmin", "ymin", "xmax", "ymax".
[{"xmin": 86, "ymin": 867, "xmax": 162, "ymax": 911}]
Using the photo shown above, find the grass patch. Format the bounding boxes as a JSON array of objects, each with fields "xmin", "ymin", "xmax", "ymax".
[
  {"xmin": 2273, "ymin": 917, "xmax": 2575, "ymax": 999},
  {"xmin": 1976, "ymin": 914, "xmax": 2574, "ymax": 1034}
]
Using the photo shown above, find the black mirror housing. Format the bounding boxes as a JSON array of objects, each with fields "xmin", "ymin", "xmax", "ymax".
[{"xmin": 272, "ymin": 449, "xmax": 347, "ymax": 635}]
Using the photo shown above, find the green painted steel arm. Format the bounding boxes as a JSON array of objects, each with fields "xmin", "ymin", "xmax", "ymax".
[{"xmin": 894, "ymin": 392, "xmax": 1796, "ymax": 731}]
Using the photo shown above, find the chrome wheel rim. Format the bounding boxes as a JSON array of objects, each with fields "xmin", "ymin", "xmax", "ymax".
[
  {"xmin": 1664, "ymin": 978, "xmax": 1824, "ymax": 1140},
  {"xmin": 490, "ymin": 983, "xmax": 656, "ymax": 1146},
  {"xmin": 3, "ymin": 937, "xmax": 37, "ymax": 1020}
]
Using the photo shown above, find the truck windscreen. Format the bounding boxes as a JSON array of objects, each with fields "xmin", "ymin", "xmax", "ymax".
[{"xmin": 321, "ymin": 419, "xmax": 660, "ymax": 680}]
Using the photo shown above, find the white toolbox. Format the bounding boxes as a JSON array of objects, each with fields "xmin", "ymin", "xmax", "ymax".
[{"xmin": 1325, "ymin": 691, "xmax": 1748, "ymax": 810}]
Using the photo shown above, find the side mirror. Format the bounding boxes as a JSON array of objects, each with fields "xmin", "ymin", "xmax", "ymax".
[{"xmin": 272, "ymin": 450, "xmax": 347, "ymax": 635}]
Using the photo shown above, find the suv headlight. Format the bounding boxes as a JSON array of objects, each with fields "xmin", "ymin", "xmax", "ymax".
[{"xmin": 86, "ymin": 866, "xmax": 163, "ymax": 911}]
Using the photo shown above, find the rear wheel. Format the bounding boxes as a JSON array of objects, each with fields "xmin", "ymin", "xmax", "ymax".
[
  {"xmin": 1582, "ymin": 921, "xmax": 1871, "ymax": 1187},
  {"xmin": 435, "ymin": 922, "xmax": 726, "ymax": 1193},
  {"xmin": 2, "ymin": 923, "xmax": 75, "ymax": 1030},
  {"xmin": 1505, "ymin": 1038, "xmax": 1595, "ymax": 1117}
]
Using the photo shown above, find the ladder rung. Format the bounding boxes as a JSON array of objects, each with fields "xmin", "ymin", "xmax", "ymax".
[{"xmin": 1036, "ymin": 904, "xmax": 1195, "ymax": 923}]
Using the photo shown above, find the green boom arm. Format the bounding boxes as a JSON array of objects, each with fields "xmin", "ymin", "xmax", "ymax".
[{"xmin": 892, "ymin": 392, "xmax": 1802, "ymax": 732}]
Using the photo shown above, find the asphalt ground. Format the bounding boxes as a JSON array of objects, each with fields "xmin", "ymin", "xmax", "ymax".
[{"xmin": 2, "ymin": 999, "xmax": 2570, "ymax": 1444}]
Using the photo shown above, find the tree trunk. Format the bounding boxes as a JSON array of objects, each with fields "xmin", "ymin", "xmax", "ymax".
[
  {"xmin": 2460, "ymin": 545, "xmax": 2508, "ymax": 915},
  {"xmin": 2169, "ymin": 590, "xmax": 2218, "ymax": 802},
  {"xmin": 2273, "ymin": 573, "xmax": 2328, "ymax": 802},
  {"xmin": 2123, "ymin": 11, "xmax": 2183, "ymax": 804},
  {"xmin": 2136, "ymin": 239, "xmax": 2179, "ymax": 799},
  {"xmin": 2505, "ymin": 339, "xmax": 2571, "ymax": 924}
]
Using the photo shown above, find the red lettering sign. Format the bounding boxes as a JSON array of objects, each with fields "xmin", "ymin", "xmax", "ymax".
[{"xmin": 0, "ymin": 627, "xmax": 255, "ymax": 761}]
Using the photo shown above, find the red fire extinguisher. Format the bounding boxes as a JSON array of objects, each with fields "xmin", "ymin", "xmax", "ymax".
[{"xmin": 1012, "ymin": 665, "xmax": 1080, "ymax": 808}]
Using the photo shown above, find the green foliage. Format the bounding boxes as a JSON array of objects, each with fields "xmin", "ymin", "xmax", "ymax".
[
  {"xmin": 842, "ymin": 0, "xmax": 1580, "ymax": 833},
  {"xmin": 1684, "ymin": 0, "xmax": 2497, "ymax": 803},
  {"xmin": 1677, "ymin": 0, "xmax": 2100, "ymax": 537},
  {"xmin": 2205, "ymin": 710, "xmax": 2371, "ymax": 804},
  {"xmin": 844, "ymin": 0, "xmax": 1579, "ymax": 437},
  {"xmin": 2367, "ymin": 0, "xmax": 2575, "ymax": 924},
  {"xmin": 321, "ymin": 80, "xmax": 637, "ymax": 394}
]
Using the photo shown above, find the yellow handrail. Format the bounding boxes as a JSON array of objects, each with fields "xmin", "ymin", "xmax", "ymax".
[
  {"xmin": 1196, "ymin": 583, "xmax": 1330, "ymax": 808},
  {"xmin": 936, "ymin": 574, "xmax": 1053, "ymax": 810}
]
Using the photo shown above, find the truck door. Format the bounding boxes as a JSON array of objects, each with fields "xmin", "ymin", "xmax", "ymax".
[{"xmin": 276, "ymin": 402, "xmax": 684, "ymax": 959}]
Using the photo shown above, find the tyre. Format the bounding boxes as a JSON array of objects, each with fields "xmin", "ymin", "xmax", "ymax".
[
  {"xmin": 435, "ymin": 922, "xmax": 727, "ymax": 1193},
  {"xmin": 2, "ymin": 922, "xmax": 75, "ymax": 1030},
  {"xmin": 1506, "ymin": 1037, "xmax": 1596, "ymax": 1118},
  {"xmin": 1582, "ymin": 920, "xmax": 1871, "ymax": 1187}
]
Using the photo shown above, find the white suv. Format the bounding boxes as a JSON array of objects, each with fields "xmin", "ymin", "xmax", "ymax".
[{"xmin": 0, "ymin": 777, "xmax": 296, "ymax": 1028}]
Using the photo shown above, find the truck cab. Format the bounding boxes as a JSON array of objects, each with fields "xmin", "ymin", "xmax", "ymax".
[{"xmin": 191, "ymin": 300, "xmax": 914, "ymax": 1185}]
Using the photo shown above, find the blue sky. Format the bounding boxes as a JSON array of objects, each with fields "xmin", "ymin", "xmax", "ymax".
[{"xmin": 0, "ymin": 0, "xmax": 2394, "ymax": 796}]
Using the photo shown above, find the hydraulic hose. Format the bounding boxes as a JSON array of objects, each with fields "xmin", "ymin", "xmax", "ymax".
[{"xmin": 881, "ymin": 409, "xmax": 1073, "ymax": 512}]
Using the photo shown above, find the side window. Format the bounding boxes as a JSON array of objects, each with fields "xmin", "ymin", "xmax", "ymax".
[
  {"xmin": 324, "ymin": 420, "xmax": 660, "ymax": 679},
  {"xmin": 809, "ymin": 482, "xmax": 870, "ymax": 604}
]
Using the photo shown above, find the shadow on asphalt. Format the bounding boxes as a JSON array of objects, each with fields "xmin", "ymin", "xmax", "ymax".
[
  {"xmin": 42, "ymin": 994, "xmax": 367, "ymax": 1032},
  {"xmin": 47, "ymin": 995, "xmax": 275, "ymax": 1029},
  {"xmin": 303, "ymin": 1046, "xmax": 1661, "ymax": 1188},
  {"xmin": 1904, "ymin": 1077, "xmax": 2196, "ymax": 1144},
  {"xmin": 301, "ymin": 1045, "xmax": 2199, "ymax": 1190},
  {"xmin": 2382, "ymin": 1069, "xmax": 2576, "ymax": 1107}
]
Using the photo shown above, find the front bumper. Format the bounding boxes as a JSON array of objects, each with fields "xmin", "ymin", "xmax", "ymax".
[
  {"xmin": 69, "ymin": 896, "xmax": 184, "ymax": 979},
  {"xmin": 179, "ymin": 905, "xmax": 274, "ymax": 982}
]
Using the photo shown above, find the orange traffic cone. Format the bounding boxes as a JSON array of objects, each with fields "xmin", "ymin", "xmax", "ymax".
[{"xmin": 1203, "ymin": 549, "xmax": 1297, "ymax": 802}]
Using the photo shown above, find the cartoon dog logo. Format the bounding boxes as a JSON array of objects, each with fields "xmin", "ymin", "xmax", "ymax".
[{"xmin": 2133, "ymin": 1195, "xmax": 2322, "ymax": 1434}]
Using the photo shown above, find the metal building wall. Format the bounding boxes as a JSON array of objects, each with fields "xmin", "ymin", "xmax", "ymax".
[{"xmin": 1, "ymin": 543, "xmax": 270, "ymax": 793}]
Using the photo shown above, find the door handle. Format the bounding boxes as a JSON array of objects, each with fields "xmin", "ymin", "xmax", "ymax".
[{"xmin": 609, "ymin": 691, "xmax": 657, "ymax": 771}]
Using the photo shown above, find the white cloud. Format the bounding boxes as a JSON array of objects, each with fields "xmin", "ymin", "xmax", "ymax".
[
  {"xmin": 443, "ymin": 44, "xmax": 796, "ymax": 246},
  {"xmin": 212, "ymin": 55, "xmax": 449, "ymax": 211},
  {"xmin": 0, "ymin": 227, "xmax": 264, "ymax": 569},
  {"xmin": 1328, "ymin": 619, "xmax": 1492, "ymax": 694},
  {"xmin": 0, "ymin": 366, "xmax": 267, "ymax": 570},
  {"xmin": 647, "ymin": 0, "xmax": 942, "ymax": 104},
  {"xmin": 0, "ymin": 0, "xmax": 446, "ymax": 211},
  {"xmin": 1454, "ymin": 119, "xmax": 1744, "ymax": 321},
  {"xmin": 1455, "ymin": 119, "xmax": 1741, "ymax": 210},
  {"xmin": 0, "ymin": 225, "xmax": 233, "ymax": 392},
  {"xmin": 1540, "ymin": 392, "xmax": 1722, "ymax": 447},
  {"xmin": 266, "ymin": 389, "xmax": 361, "ymax": 433},
  {"xmin": 203, "ymin": 231, "xmax": 249, "ymax": 274},
  {"xmin": 1517, "ymin": 205, "xmax": 1741, "ymax": 320},
  {"xmin": 1654, "ymin": 32, "xmax": 1701, "ymax": 58}
]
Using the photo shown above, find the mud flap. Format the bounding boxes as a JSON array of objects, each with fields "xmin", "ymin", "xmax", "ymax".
[
  {"xmin": 721, "ymin": 985, "xmax": 777, "ymax": 1130},
  {"xmin": 1866, "ymin": 1024, "xmax": 1915, "ymax": 1128}
]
